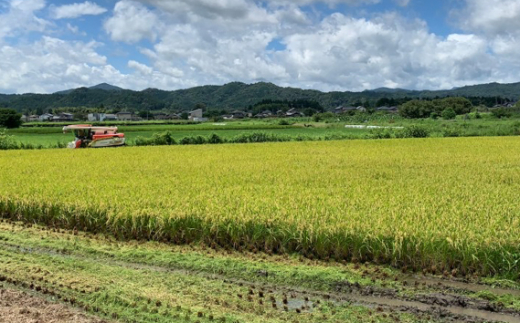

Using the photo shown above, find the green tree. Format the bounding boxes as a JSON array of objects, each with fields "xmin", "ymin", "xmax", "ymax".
[
  {"xmin": 0, "ymin": 108, "xmax": 22, "ymax": 128},
  {"xmin": 491, "ymin": 108, "xmax": 512, "ymax": 119},
  {"xmin": 436, "ymin": 97, "xmax": 472, "ymax": 115},
  {"xmin": 194, "ymin": 102, "xmax": 206, "ymax": 111},
  {"xmin": 138, "ymin": 111, "xmax": 152, "ymax": 119},
  {"xmin": 441, "ymin": 108, "xmax": 456, "ymax": 120},
  {"xmin": 303, "ymin": 108, "xmax": 316, "ymax": 116},
  {"xmin": 398, "ymin": 100, "xmax": 435, "ymax": 118}
]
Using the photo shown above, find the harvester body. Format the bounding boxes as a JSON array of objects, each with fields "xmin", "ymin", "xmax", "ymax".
[{"xmin": 63, "ymin": 125, "xmax": 125, "ymax": 148}]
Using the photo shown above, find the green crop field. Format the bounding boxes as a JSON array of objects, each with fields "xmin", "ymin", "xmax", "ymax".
[
  {"xmin": 1, "ymin": 137, "xmax": 520, "ymax": 278},
  {"xmin": 5, "ymin": 113, "xmax": 520, "ymax": 149},
  {"xmin": 5, "ymin": 122, "xmax": 369, "ymax": 147}
]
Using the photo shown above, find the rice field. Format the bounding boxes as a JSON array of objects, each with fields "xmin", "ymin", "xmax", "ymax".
[{"xmin": 1, "ymin": 137, "xmax": 520, "ymax": 277}]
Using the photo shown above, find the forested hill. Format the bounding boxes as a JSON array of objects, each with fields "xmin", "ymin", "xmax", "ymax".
[{"xmin": 1, "ymin": 81, "xmax": 519, "ymax": 113}]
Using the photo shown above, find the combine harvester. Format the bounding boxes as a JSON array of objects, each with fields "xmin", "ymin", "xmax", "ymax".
[{"xmin": 63, "ymin": 125, "xmax": 126, "ymax": 148}]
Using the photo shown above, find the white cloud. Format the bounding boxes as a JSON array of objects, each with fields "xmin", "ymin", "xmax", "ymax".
[
  {"xmin": 275, "ymin": 13, "xmax": 497, "ymax": 91},
  {"xmin": 393, "ymin": 0, "xmax": 410, "ymax": 7},
  {"xmin": 104, "ymin": 1, "xmax": 161, "ymax": 43},
  {"xmin": 66, "ymin": 23, "xmax": 78, "ymax": 34},
  {"xmin": 140, "ymin": 0, "xmax": 252, "ymax": 20},
  {"xmin": 102, "ymin": 0, "xmax": 505, "ymax": 92},
  {"xmin": 0, "ymin": 37, "xmax": 109, "ymax": 93},
  {"xmin": 453, "ymin": 0, "xmax": 520, "ymax": 78},
  {"xmin": 457, "ymin": 0, "xmax": 520, "ymax": 35},
  {"xmin": 52, "ymin": 1, "xmax": 107, "ymax": 19},
  {"xmin": 9, "ymin": 0, "xmax": 46, "ymax": 12},
  {"xmin": 266, "ymin": 0, "xmax": 379, "ymax": 6},
  {"xmin": 2, "ymin": 0, "xmax": 520, "ymax": 94},
  {"xmin": 128, "ymin": 60, "xmax": 153, "ymax": 75},
  {"xmin": 0, "ymin": 0, "xmax": 48, "ymax": 40},
  {"xmin": 0, "ymin": 35, "xmax": 195, "ymax": 93}
]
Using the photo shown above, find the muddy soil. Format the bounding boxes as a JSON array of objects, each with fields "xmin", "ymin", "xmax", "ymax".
[
  {"xmin": 3, "ymin": 221, "xmax": 520, "ymax": 323},
  {"xmin": 0, "ymin": 288, "xmax": 106, "ymax": 323}
]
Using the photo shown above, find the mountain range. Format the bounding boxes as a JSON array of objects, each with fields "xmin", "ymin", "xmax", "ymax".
[{"xmin": 0, "ymin": 81, "xmax": 519, "ymax": 113}]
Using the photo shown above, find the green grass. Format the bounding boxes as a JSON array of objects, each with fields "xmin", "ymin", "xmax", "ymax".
[
  {"xmin": 5, "ymin": 122, "xmax": 369, "ymax": 147},
  {"xmin": 0, "ymin": 221, "xmax": 442, "ymax": 323},
  {"xmin": 5, "ymin": 114, "xmax": 520, "ymax": 148}
]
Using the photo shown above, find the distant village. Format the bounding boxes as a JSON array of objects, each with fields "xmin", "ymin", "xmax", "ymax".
[
  {"xmin": 20, "ymin": 105, "xmax": 402, "ymax": 123},
  {"xmin": 19, "ymin": 100, "xmax": 517, "ymax": 123}
]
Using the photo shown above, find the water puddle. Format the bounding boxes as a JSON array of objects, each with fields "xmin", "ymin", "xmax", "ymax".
[
  {"xmin": 348, "ymin": 294, "xmax": 520, "ymax": 323},
  {"xmin": 407, "ymin": 276, "xmax": 520, "ymax": 297},
  {"xmin": 275, "ymin": 297, "xmax": 314, "ymax": 313}
]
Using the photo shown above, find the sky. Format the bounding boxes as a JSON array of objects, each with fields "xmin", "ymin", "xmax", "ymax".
[{"xmin": 0, "ymin": 0, "xmax": 519, "ymax": 94}]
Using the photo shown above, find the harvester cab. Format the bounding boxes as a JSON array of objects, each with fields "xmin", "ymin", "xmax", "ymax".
[{"xmin": 63, "ymin": 125, "xmax": 126, "ymax": 148}]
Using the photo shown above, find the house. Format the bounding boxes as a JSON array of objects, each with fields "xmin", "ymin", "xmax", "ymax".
[
  {"xmin": 254, "ymin": 110, "xmax": 273, "ymax": 118},
  {"xmin": 153, "ymin": 113, "xmax": 169, "ymax": 120},
  {"xmin": 232, "ymin": 110, "xmax": 248, "ymax": 119},
  {"xmin": 88, "ymin": 113, "xmax": 107, "ymax": 122},
  {"xmin": 105, "ymin": 114, "xmax": 118, "ymax": 121},
  {"xmin": 21, "ymin": 115, "xmax": 28, "ymax": 122},
  {"xmin": 27, "ymin": 115, "xmax": 39, "ymax": 122},
  {"xmin": 334, "ymin": 106, "xmax": 357, "ymax": 114},
  {"xmin": 39, "ymin": 113, "xmax": 53, "ymax": 121},
  {"xmin": 222, "ymin": 114, "xmax": 233, "ymax": 120},
  {"xmin": 376, "ymin": 106, "xmax": 398, "ymax": 113},
  {"xmin": 59, "ymin": 113, "xmax": 74, "ymax": 121},
  {"xmin": 189, "ymin": 109, "xmax": 203, "ymax": 120},
  {"xmin": 494, "ymin": 102, "xmax": 517, "ymax": 108},
  {"xmin": 116, "ymin": 112, "xmax": 134, "ymax": 121},
  {"xmin": 285, "ymin": 108, "xmax": 304, "ymax": 117}
]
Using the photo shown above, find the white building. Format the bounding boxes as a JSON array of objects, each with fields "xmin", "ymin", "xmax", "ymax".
[
  {"xmin": 39, "ymin": 113, "xmax": 53, "ymax": 121},
  {"xmin": 88, "ymin": 113, "xmax": 107, "ymax": 122}
]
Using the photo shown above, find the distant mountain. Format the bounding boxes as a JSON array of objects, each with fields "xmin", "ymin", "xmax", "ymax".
[
  {"xmin": 1, "ymin": 81, "xmax": 519, "ymax": 113},
  {"xmin": 89, "ymin": 83, "xmax": 124, "ymax": 92},
  {"xmin": 55, "ymin": 83, "xmax": 124, "ymax": 95},
  {"xmin": 368, "ymin": 87, "xmax": 410, "ymax": 93},
  {"xmin": 430, "ymin": 82, "xmax": 520, "ymax": 98}
]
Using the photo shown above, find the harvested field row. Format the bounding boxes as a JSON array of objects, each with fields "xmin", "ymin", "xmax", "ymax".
[
  {"xmin": 0, "ymin": 288, "xmax": 107, "ymax": 323},
  {"xmin": 2, "ymin": 220, "xmax": 520, "ymax": 323}
]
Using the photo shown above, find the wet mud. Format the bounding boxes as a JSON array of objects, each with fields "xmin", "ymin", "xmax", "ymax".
[
  {"xmin": 2, "ymin": 225, "xmax": 520, "ymax": 323},
  {"xmin": 0, "ymin": 288, "xmax": 107, "ymax": 323}
]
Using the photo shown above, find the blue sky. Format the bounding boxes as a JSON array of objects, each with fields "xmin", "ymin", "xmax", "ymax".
[{"xmin": 0, "ymin": 0, "xmax": 519, "ymax": 93}]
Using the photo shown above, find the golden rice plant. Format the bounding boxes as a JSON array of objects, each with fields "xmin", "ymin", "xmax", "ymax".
[{"xmin": 1, "ymin": 137, "xmax": 520, "ymax": 277}]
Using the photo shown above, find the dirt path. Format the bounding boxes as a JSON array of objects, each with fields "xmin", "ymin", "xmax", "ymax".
[{"xmin": 0, "ymin": 288, "xmax": 106, "ymax": 323}]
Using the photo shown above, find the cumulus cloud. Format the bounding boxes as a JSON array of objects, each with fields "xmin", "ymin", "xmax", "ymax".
[
  {"xmin": 140, "ymin": 0, "xmax": 251, "ymax": 20},
  {"xmin": 393, "ymin": 0, "xmax": 410, "ymax": 7},
  {"xmin": 0, "ymin": 0, "xmax": 48, "ymax": 40},
  {"xmin": 2, "ymin": 0, "xmax": 520, "ymax": 93},
  {"xmin": 453, "ymin": 0, "xmax": 520, "ymax": 75},
  {"xmin": 104, "ymin": 1, "xmax": 161, "ymax": 43},
  {"xmin": 457, "ymin": 0, "xmax": 520, "ymax": 35},
  {"xmin": 131, "ymin": 8, "xmax": 498, "ymax": 92},
  {"xmin": 9, "ymin": 0, "xmax": 46, "ymax": 12},
  {"xmin": 266, "ymin": 0, "xmax": 380, "ymax": 6},
  {"xmin": 0, "ymin": 37, "xmax": 109, "ymax": 93},
  {"xmin": 52, "ymin": 1, "xmax": 107, "ymax": 19},
  {"xmin": 282, "ymin": 14, "xmax": 497, "ymax": 90},
  {"xmin": 102, "ymin": 0, "xmax": 505, "ymax": 92},
  {"xmin": 0, "ymin": 36, "xmax": 194, "ymax": 93},
  {"xmin": 128, "ymin": 60, "xmax": 153, "ymax": 75}
]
